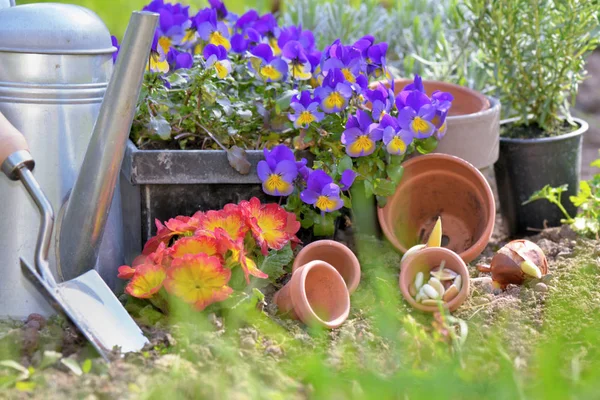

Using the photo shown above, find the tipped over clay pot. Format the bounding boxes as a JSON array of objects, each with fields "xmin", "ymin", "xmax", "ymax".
[
  {"xmin": 377, "ymin": 154, "xmax": 495, "ymax": 263},
  {"xmin": 292, "ymin": 240, "xmax": 361, "ymax": 294},
  {"xmin": 371, "ymin": 79, "xmax": 500, "ymax": 169},
  {"xmin": 273, "ymin": 260, "xmax": 350, "ymax": 329},
  {"xmin": 399, "ymin": 247, "xmax": 470, "ymax": 312}
]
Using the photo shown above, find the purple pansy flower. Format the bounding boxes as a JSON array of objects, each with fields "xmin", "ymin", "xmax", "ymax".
[
  {"xmin": 322, "ymin": 40, "xmax": 362, "ymax": 84},
  {"xmin": 431, "ymin": 90, "xmax": 454, "ymax": 140},
  {"xmin": 397, "ymin": 90, "xmax": 436, "ymax": 139},
  {"xmin": 365, "ymin": 83, "xmax": 395, "ymax": 121},
  {"xmin": 167, "ymin": 48, "xmax": 193, "ymax": 70},
  {"xmin": 366, "ymin": 42, "xmax": 388, "ymax": 78},
  {"xmin": 339, "ymin": 169, "xmax": 357, "ymax": 191},
  {"xmin": 314, "ymin": 69, "xmax": 353, "ymax": 113},
  {"xmin": 296, "ymin": 158, "xmax": 311, "ymax": 181},
  {"xmin": 282, "ymin": 41, "xmax": 312, "ymax": 80},
  {"xmin": 278, "ymin": 25, "xmax": 315, "ymax": 53},
  {"xmin": 341, "ymin": 109, "xmax": 383, "ymax": 157},
  {"xmin": 257, "ymin": 145, "xmax": 299, "ymax": 196},
  {"xmin": 402, "ymin": 74, "xmax": 425, "ymax": 93},
  {"xmin": 111, "ymin": 36, "xmax": 120, "ymax": 64},
  {"xmin": 289, "ymin": 90, "xmax": 324, "ymax": 129},
  {"xmin": 208, "ymin": 0, "xmax": 228, "ymax": 20},
  {"xmin": 230, "ymin": 28, "xmax": 261, "ymax": 53},
  {"xmin": 300, "ymin": 170, "xmax": 344, "ymax": 213},
  {"xmin": 143, "ymin": 0, "xmax": 191, "ymax": 51},
  {"xmin": 235, "ymin": 10, "xmax": 259, "ymax": 30},
  {"xmin": 380, "ymin": 114, "xmax": 413, "ymax": 155},
  {"xmin": 203, "ymin": 44, "xmax": 231, "ymax": 78},
  {"xmin": 148, "ymin": 31, "xmax": 169, "ymax": 73},
  {"xmin": 195, "ymin": 8, "xmax": 230, "ymax": 50},
  {"xmin": 249, "ymin": 44, "xmax": 288, "ymax": 82}
]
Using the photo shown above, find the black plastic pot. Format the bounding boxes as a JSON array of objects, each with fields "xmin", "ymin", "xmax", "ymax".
[{"xmin": 494, "ymin": 117, "xmax": 588, "ymax": 236}]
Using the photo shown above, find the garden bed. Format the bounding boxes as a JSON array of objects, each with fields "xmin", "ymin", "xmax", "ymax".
[{"xmin": 2, "ymin": 216, "xmax": 600, "ymax": 399}]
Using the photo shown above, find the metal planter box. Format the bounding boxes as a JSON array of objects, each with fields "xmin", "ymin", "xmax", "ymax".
[{"xmin": 120, "ymin": 139, "xmax": 269, "ymax": 263}]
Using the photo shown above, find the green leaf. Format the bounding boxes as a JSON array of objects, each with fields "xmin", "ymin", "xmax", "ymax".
[
  {"xmin": 81, "ymin": 359, "xmax": 92, "ymax": 374},
  {"xmin": 523, "ymin": 184, "xmax": 568, "ymax": 206},
  {"xmin": 373, "ymin": 178, "xmax": 397, "ymax": 198},
  {"xmin": 570, "ymin": 181, "xmax": 591, "ymax": 207},
  {"xmin": 415, "ymin": 137, "xmax": 438, "ymax": 154},
  {"xmin": 258, "ymin": 243, "xmax": 294, "ymax": 287},
  {"xmin": 313, "ymin": 213, "xmax": 336, "ymax": 236},
  {"xmin": 60, "ymin": 358, "xmax": 83, "ymax": 377},
  {"xmin": 15, "ymin": 381, "xmax": 36, "ymax": 392},
  {"xmin": 39, "ymin": 351, "xmax": 62, "ymax": 370},
  {"xmin": 363, "ymin": 179, "xmax": 374, "ymax": 198},
  {"xmin": 386, "ymin": 165, "xmax": 404, "ymax": 185},
  {"xmin": 275, "ymin": 89, "xmax": 298, "ymax": 111},
  {"xmin": 138, "ymin": 305, "xmax": 165, "ymax": 326},
  {"xmin": 590, "ymin": 158, "xmax": 600, "ymax": 168},
  {"xmin": 0, "ymin": 360, "xmax": 29, "ymax": 379},
  {"xmin": 338, "ymin": 155, "xmax": 353, "ymax": 173},
  {"xmin": 341, "ymin": 193, "xmax": 352, "ymax": 209}
]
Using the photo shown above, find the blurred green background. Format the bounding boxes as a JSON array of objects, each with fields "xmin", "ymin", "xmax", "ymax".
[{"xmin": 14, "ymin": 0, "xmax": 272, "ymax": 39}]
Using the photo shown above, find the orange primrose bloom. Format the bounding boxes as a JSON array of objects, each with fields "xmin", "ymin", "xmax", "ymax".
[
  {"xmin": 164, "ymin": 253, "xmax": 233, "ymax": 311},
  {"xmin": 198, "ymin": 205, "xmax": 249, "ymax": 241},
  {"xmin": 117, "ymin": 265, "xmax": 136, "ymax": 280},
  {"xmin": 221, "ymin": 235, "xmax": 268, "ymax": 283},
  {"xmin": 142, "ymin": 216, "xmax": 201, "ymax": 255},
  {"xmin": 241, "ymin": 197, "xmax": 301, "ymax": 255},
  {"xmin": 125, "ymin": 263, "xmax": 167, "ymax": 299},
  {"xmin": 170, "ymin": 235, "xmax": 221, "ymax": 259}
]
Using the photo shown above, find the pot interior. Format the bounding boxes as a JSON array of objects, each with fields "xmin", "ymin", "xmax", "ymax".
[
  {"xmin": 386, "ymin": 158, "xmax": 490, "ymax": 256},
  {"xmin": 303, "ymin": 264, "xmax": 349, "ymax": 323},
  {"xmin": 295, "ymin": 243, "xmax": 356, "ymax": 288}
]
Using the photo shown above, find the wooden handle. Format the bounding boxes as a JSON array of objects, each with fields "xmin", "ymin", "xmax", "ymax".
[{"xmin": 0, "ymin": 112, "xmax": 29, "ymax": 166}]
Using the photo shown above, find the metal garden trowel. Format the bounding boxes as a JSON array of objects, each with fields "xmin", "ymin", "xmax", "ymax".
[{"xmin": 0, "ymin": 112, "xmax": 149, "ymax": 361}]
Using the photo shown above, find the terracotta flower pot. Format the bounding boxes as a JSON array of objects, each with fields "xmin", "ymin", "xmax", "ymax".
[
  {"xmin": 372, "ymin": 79, "xmax": 501, "ymax": 169},
  {"xmin": 292, "ymin": 240, "xmax": 361, "ymax": 294},
  {"xmin": 273, "ymin": 260, "xmax": 350, "ymax": 329},
  {"xmin": 399, "ymin": 247, "xmax": 470, "ymax": 312},
  {"xmin": 377, "ymin": 153, "xmax": 495, "ymax": 263}
]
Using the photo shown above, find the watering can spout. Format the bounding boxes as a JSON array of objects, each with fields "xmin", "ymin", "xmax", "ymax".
[{"xmin": 58, "ymin": 11, "xmax": 158, "ymax": 281}]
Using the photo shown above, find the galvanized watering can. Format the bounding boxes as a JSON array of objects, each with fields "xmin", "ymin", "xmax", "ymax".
[{"xmin": 0, "ymin": 2, "xmax": 157, "ymax": 318}]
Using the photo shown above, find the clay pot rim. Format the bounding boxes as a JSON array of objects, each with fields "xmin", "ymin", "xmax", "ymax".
[
  {"xmin": 399, "ymin": 247, "xmax": 470, "ymax": 313},
  {"xmin": 369, "ymin": 78, "xmax": 491, "ymax": 117},
  {"xmin": 292, "ymin": 240, "xmax": 361, "ymax": 294},
  {"xmin": 291, "ymin": 260, "xmax": 350, "ymax": 329},
  {"xmin": 376, "ymin": 153, "xmax": 496, "ymax": 263}
]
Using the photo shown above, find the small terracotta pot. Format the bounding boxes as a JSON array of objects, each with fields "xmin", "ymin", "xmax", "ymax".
[
  {"xmin": 399, "ymin": 247, "xmax": 470, "ymax": 312},
  {"xmin": 370, "ymin": 79, "xmax": 501, "ymax": 169},
  {"xmin": 377, "ymin": 153, "xmax": 495, "ymax": 263},
  {"xmin": 292, "ymin": 240, "xmax": 360, "ymax": 294},
  {"xmin": 273, "ymin": 260, "xmax": 350, "ymax": 329}
]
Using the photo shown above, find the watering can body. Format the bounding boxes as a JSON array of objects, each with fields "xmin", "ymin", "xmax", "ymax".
[{"xmin": 0, "ymin": 3, "xmax": 125, "ymax": 318}]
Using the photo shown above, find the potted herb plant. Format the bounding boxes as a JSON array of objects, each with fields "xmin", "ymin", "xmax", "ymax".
[
  {"xmin": 464, "ymin": 0, "xmax": 599, "ymax": 235},
  {"xmin": 120, "ymin": 0, "xmax": 454, "ymax": 261}
]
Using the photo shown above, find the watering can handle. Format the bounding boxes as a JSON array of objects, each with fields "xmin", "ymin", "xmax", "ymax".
[{"xmin": 0, "ymin": 112, "xmax": 32, "ymax": 179}]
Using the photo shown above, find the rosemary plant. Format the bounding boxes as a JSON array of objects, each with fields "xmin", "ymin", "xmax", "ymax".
[{"xmin": 463, "ymin": 0, "xmax": 600, "ymax": 137}]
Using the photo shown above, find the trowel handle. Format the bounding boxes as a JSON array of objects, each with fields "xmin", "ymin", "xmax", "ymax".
[{"xmin": 0, "ymin": 112, "xmax": 34, "ymax": 180}]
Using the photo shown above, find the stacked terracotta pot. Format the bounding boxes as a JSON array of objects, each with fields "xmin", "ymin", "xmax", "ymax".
[{"xmin": 273, "ymin": 240, "xmax": 361, "ymax": 329}]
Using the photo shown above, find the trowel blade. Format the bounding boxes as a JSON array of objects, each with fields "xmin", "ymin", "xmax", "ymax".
[{"xmin": 21, "ymin": 259, "xmax": 148, "ymax": 361}]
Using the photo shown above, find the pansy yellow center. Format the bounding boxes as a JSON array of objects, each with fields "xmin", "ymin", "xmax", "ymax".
[
  {"xmin": 411, "ymin": 117, "xmax": 429, "ymax": 133},
  {"xmin": 265, "ymin": 174, "xmax": 290, "ymax": 194},
  {"xmin": 316, "ymin": 195, "xmax": 338, "ymax": 211},
  {"xmin": 438, "ymin": 121, "xmax": 447, "ymax": 134},
  {"xmin": 158, "ymin": 36, "xmax": 172, "ymax": 54},
  {"xmin": 148, "ymin": 51, "xmax": 169, "ymax": 73},
  {"xmin": 348, "ymin": 135, "xmax": 374, "ymax": 155},
  {"xmin": 209, "ymin": 31, "xmax": 230, "ymax": 50},
  {"xmin": 260, "ymin": 65, "xmax": 282, "ymax": 81},
  {"xmin": 182, "ymin": 29, "xmax": 197, "ymax": 44},
  {"xmin": 194, "ymin": 43, "xmax": 204, "ymax": 55},
  {"xmin": 341, "ymin": 68, "xmax": 355, "ymax": 83},
  {"xmin": 269, "ymin": 37, "xmax": 281, "ymax": 56},
  {"xmin": 297, "ymin": 111, "xmax": 316, "ymax": 126},
  {"xmin": 389, "ymin": 137, "xmax": 407, "ymax": 154},
  {"xmin": 324, "ymin": 92, "xmax": 345, "ymax": 110},
  {"xmin": 291, "ymin": 63, "xmax": 312, "ymax": 80},
  {"xmin": 214, "ymin": 61, "xmax": 229, "ymax": 79}
]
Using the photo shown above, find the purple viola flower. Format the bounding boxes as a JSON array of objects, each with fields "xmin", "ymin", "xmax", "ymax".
[
  {"xmin": 380, "ymin": 114, "xmax": 413, "ymax": 155},
  {"xmin": 148, "ymin": 31, "xmax": 169, "ymax": 73},
  {"xmin": 253, "ymin": 14, "xmax": 281, "ymax": 54},
  {"xmin": 143, "ymin": 0, "xmax": 191, "ymax": 51},
  {"xmin": 365, "ymin": 83, "xmax": 395, "ymax": 121},
  {"xmin": 366, "ymin": 42, "xmax": 388, "ymax": 78},
  {"xmin": 307, "ymin": 50, "xmax": 322, "ymax": 75},
  {"xmin": 208, "ymin": 0, "xmax": 228, "ymax": 20},
  {"xmin": 235, "ymin": 10, "xmax": 259, "ymax": 31},
  {"xmin": 249, "ymin": 44, "xmax": 288, "ymax": 82},
  {"xmin": 431, "ymin": 90, "xmax": 454, "ymax": 140},
  {"xmin": 300, "ymin": 170, "xmax": 344, "ymax": 213},
  {"xmin": 339, "ymin": 169, "xmax": 357, "ymax": 191},
  {"xmin": 167, "ymin": 48, "xmax": 193, "ymax": 70},
  {"xmin": 296, "ymin": 158, "xmax": 311, "ymax": 181},
  {"xmin": 402, "ymin": 74, "xmax": 425, "ymax": 93},
  {"xmin": 230, "ymin": 28, "xmax": 261, "ymax": 53},
  {"xmin": 341, "ymin": 110, "xmax": 383, "ymax": 157},
  {"xmin": 257, "ymin": 145, "xmax": 299, "ymax": 196},
  {"xmin": 282, "ymin": 41, "xmax": 312, "ymax": 80},
  {"xmin": 111, "ymin": 36, "xmax": 120, "ymax": 64},
  {"xmin": 278, "ymin": 25, "xmax": 315, "ymax": 53},
  {"xmin": 203, "ymin": 44, "xmax": 231, "ymax": 78},
  {"xmin": 195, "ymin": 8, "xmax": 230, "ymax": 50},
  {"xmin": 289, "ymin": 90, "xmax": 324, "ymax": 129},
  {"xmin": 322, "ymin": 40, "xmax": 362, "ymax": 84},
  {"xmin": 314, "ymin": 69, "xmax": 353, "ymax": 113},
  {"xmin": 397, "ymin": 91, "xmax": 436, "ymax": 139}
]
